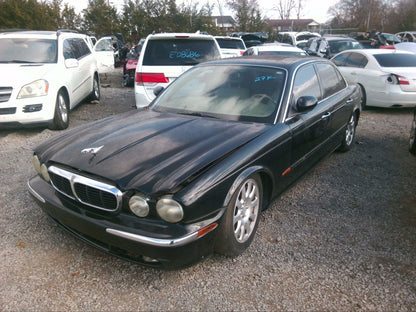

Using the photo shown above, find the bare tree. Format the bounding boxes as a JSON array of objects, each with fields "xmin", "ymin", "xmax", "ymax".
[{"xmin": 275, "ymin": 0, "xmax": 296, "ymax": 19}]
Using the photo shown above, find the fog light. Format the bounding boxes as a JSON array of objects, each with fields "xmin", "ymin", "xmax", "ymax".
[
  {"xmin": 129, "ymin": 194, "xmax": 149, "ymax": 217},
  {"xmin": 40, "ymin": 164, "xmax": 50, "ymax": 182},
  {"xmin": 23, "ymin": 104, "xmax": 43, "ymax": 113},
  {"xmin": 33, "ymin": 155, "xmax": 41, "ymax": 174},
  {"xmin": 156, "ymin": 196, "xmax": 183, "ymax": 223}
]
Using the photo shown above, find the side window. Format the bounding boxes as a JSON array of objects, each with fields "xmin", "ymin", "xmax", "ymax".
[
  {"xmin": 290, "ymin": 64, "xmax": 321, "ymax": 115},
  {"xmin": 316, "ymin": 63, "xmax": 346, "ymax": 98},
  {"xmin": 345, "ymin": 52, "xmax": 368, "ymax": 68},
  {"xmin": 63, "ymin": 38, "xmax": 91, "ymax": 60},
  {"xmin": 63, "ymin": 39, "xmax": 73, "ymax": 59},
  {"xmin": 332, "ymin": 52, "xmax": 350, "ymax": 66}
]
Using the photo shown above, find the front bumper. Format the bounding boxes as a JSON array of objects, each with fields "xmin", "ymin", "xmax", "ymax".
[
  {"xmin": 0, "ymin": 95, "xmax": 55, "ymax": 126},
  {"xmin": 28, "ymin": 175, "xmax": 224, "ymax": 269}
]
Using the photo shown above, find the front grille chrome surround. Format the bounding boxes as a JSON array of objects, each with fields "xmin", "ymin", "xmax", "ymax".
[{"xmin": 48, "ymin": 165, "xmax": 123, "ymax": 212}]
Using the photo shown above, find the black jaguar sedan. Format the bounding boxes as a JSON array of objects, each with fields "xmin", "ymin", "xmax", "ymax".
[{"xmin": 28, "ymin": 56, "xmax": 361, "ymax": 268}]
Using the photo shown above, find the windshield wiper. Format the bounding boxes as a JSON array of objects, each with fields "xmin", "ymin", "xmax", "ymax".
[
  {"xmin": 177, "ymin": 111, "xmax": 219, "ymax": 119},
  {"xmin": 1, "ymin": 60, "xmax": 39, "ymax": 64}
]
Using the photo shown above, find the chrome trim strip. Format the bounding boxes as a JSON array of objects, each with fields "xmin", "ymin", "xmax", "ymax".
[
  {"xmin": 106, "ymin": 228, "xmax": 199, "ymax": 247},
  {"xmin": 27, "ymin": 181, "xmax": 46, "ymax": 203},
  {"xmin": 48, "ymin": 165, "xmax": 122, "ymax": 212}
]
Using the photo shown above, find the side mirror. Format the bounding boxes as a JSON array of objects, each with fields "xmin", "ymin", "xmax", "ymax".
[
  {"xmin": 296, "ymin": 96, "xmax": 318, "ymax": 112},
  {"xmin": 153, "ymin": 86, "xmax": 164, "ymax": 97},
  {"xmin": 64, "ymin": 58, "xmax": 79, "ymax": 68}
]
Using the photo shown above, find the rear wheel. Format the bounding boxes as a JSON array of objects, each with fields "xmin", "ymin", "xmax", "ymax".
[
  {"xmin": 409, "ymin": 110, "xmax": 416, "ymax": 155},
  {"xmin": 49, "ymin": 90, "xmax": 69, "ymax": 130},
  {"xmin": 215, "ymin": 174, "xmax": 262, "ymax": 257},
  {"xmin": 338, "ymin": 113, "xmax": 357, "ymax": 152}
]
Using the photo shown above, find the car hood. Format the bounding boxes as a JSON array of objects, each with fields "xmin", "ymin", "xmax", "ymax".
[
  {"xmin": 0, "ymin": 63, "xmax": 55, "ymax": 86},
  {"xmin": 36, "ymin": 110, "xmax": 270, "ymax": 194}
]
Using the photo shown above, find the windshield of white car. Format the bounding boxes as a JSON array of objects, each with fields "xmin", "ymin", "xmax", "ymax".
[
  {"xmin": 374, "ymin": 53, "xmax": 416, "ymax": 67},
  {"xmin": 216, "ymin": 38, "xmax": 246, "ymax": 49},
  {"xmin": 0, "ymin": 38, "xmax": 57, "ymax": 63},
  {"xmin": 152, "ymin": 65, "xmax": 286, "ymax": 124}
]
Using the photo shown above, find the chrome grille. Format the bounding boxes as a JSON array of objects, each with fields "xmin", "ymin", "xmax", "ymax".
[
  {"xmin": 48, "ymin": 165, "xmax": 122, "ymax": 212},
  {"xmin": 0, "ymin": 87, "xmax": 13, "ymax": 103}
]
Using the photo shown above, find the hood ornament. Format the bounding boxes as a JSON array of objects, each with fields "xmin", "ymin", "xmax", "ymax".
[{"xmin": 81, "ymin": 145, "xmax": 104, "ymax": 157}]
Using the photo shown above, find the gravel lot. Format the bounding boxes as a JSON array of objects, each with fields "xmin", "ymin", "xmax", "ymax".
[{"xmin": 1, "ymin": 69, "xmax": 416, "ymax": 311}]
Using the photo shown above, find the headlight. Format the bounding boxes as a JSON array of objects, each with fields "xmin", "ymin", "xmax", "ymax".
[
  {"xmin": 40, "ymin": 164, "xmax": 50, "ymax": 182},
  {"xmin": 17, "ymin": 79, "xmax": 49, "ymax": 99},
  {"xmin": 156, "ymin": 196, "xmax": 184, "ymax": 223},
  {"xmin": 129, "ymin": 194, "xmax": 149, "ymax": 217},
  {"xmin": 33, "ymin": 155, "xmax": 41, "ymax": 174}
]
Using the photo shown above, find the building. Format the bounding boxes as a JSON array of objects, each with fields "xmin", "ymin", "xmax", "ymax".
[
  {"xmin": 268, "ymin": 19, "xmax": 321, "ymax": 32},
  {"xmin": 212, "ymin": 16, "xmax": 236, "ymax": 32}
]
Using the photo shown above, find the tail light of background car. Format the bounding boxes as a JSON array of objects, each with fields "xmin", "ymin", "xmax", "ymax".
[
  {"xmin": 135, "ymin": 73, "xmax": 169, "ymax": 85},
  {"xmin": 387, "ymin": 74, "xmax": 410, "ymax": 85}
]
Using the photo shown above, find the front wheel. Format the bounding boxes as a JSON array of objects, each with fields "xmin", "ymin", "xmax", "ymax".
[
  {"xmin": 338, "ymin": 113, "xmax": 357, "ymax": 152},
  {"xmin": 49, "ymin": 90, "xmax": 69, "ymax": 130},
  {"xmin": 409, "ymin": 110, "xmax": 416, "ymax": 155},
  {"xmin": 215, "ymin": 174, "xmax": 262, "ymax": 257}
]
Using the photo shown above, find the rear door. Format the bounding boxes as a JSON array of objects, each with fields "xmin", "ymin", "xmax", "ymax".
[{"xmin": 315, "ymin": 62, "xmax": 355, "ymax": 151}]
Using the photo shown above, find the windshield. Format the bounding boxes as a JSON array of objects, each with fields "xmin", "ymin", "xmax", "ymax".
[
  {"xmin": 374, "ymin": 53, "xmax": 416, "ymax": 67},
  {"xmin": 143, "ymin": 38, "xmax": 220, "ymax": 66},
  {"xmin": 0, "ymin": 38, "xmax": 57, "ymax": 63},
  {"xmin": 152, "ymin": 65, "xmax": 286, "ymax": 123},
  {"xmin": 328, "ymin": 40, "xmax": 362, "ymax": 54}
]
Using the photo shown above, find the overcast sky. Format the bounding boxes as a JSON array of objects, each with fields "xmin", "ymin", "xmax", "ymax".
[{"xmin": 67, "ymin": 0, "xmax": 339, "ymax": 23}]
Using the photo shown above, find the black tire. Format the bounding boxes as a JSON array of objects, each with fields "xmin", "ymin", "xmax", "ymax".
[
  {"xmin": 89, "ymin": 74, "xmax": 100, "ymax": 101},
  {"xmin": 49, "ymin": 90, "xmax": 69, "ymax": 130},
  {"xmin": 215, "ymin": 174, "xmax": 262, "ymax": 257},
  {"xmin": 409, "ymin": 110, "xmax": 416, "ymax": 155},
  {"xmin": 359, "ymin": 84, "xmax": 368, "ymax": 111},
  {"xmin": 338, "ymin": 113, "xmax": 357, "ymax": 152}
]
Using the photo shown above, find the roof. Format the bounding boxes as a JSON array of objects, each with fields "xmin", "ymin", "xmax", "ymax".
[
  {"xmin": 252, "ymin": 44, "xmax": 305, "ymax": 52},
  {"xmin": 148, "ymin": 33, "xmax": 215, "ymax": 40},
  {"xmin": 198, "ymin": 54, "xmax": 324, "ymax": 70},
  {"xmin": 268, "ymin": 19, "xmax": 320, "ymax": 28},
  {"xmin": 212, "ymin": 16, "xmax": 236, "ymax": 25}
]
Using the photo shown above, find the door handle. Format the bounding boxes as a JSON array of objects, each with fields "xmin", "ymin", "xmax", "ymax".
[
  {"xmin": 346, "ymin": 98, "xmax": 354, "ymax": 103},
  {"xmin": 321, "ymin": 112, "xmax": 331, "ymax": 119}
]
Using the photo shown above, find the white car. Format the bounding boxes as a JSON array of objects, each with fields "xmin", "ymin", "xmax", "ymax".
[
  {"xmin": 0, "ymin": 30, "xmax": 114, "ymax": 129},
  {"xmin": 214, "ymin": 36, "xmax": 246, "ymax": 58},
  {"xmin": 134, "ymin": 33, "xmax": 222, "ymax": 108},
  {"xmin": 396, "ymin": 31, "xmax": 416, "ymax": 43},
  {"xmin": 243, "ymin": 43, "xmax": 307, "ymax": 56},
  {"xmin": 331, "ymin": 49, "xmax": 416, "ymax": 108}
]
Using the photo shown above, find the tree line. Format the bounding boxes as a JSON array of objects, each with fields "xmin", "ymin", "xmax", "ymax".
[{"xmin": 0, "ymin": 0, "xmax": 415, "ymax": 45}]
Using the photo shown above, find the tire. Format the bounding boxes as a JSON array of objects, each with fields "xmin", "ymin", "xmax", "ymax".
[
  {"xmin": 49, "ymin": 90, "xmax": 69, "ymax": 130},
  {"xmin": 359, "ymin": 85, "xmax": 368, "ymax": 111},
  {"xmin": 338, "ymin": 113, "xmax": 357, "ymax": 152},
  {"xmin": 89, "ymin": 74, "xmax": 100, "ymax": 102},
  {"xmin": 409, "ymin": 110, "xmax": 416, "ymax": 155},
  {"xmin": 215, "ymin": 174, "xmax": 262, "ymax": 257}
]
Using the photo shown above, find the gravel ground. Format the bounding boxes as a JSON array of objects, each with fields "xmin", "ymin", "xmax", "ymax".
[{"xmin": 1, "ymin": 69, "xmax": 415, "ymax": 311}]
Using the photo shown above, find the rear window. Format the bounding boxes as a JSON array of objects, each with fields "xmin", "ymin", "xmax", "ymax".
[
  {"xmin": 216, "ymin": 38, "xmax": 245, "ymax": 49},
  {"xmin": 143, "ymin": 38, "xmax": 220, "ymax": 66},
  {"xmin": 373, "ymin": 53, "xmax": 416, "ymax": 67}
]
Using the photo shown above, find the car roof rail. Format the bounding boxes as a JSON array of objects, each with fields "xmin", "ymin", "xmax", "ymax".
[
  {"xmin": 0, "ymin": 29, "xmax": 31, "ymax": 33},
  {"xmin": 57, "ymin": 29, "xmax": 79, "ymax": 36}
]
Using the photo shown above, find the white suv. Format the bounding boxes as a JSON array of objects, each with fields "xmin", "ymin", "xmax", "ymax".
[
  {"xmin": 134, "ymin": 33, "xmax": 222, "ymax": 108},
  {"xmin": 0, "ymin": 30, "xmax": 114, "ymax": 130}
]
